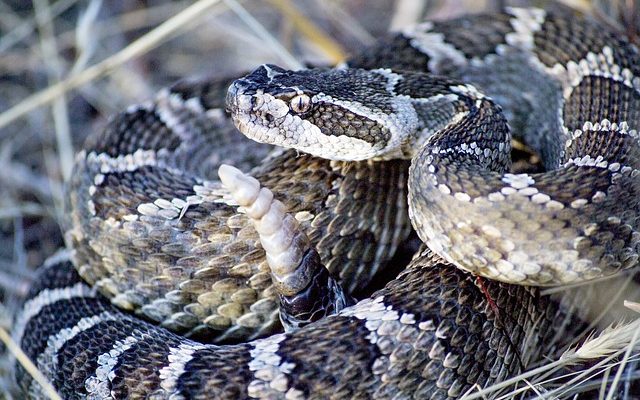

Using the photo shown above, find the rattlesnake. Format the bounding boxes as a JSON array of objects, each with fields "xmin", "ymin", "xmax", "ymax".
[{"xmin": 13, "ymin": 6, "xmax": 640, "ymax": 399}]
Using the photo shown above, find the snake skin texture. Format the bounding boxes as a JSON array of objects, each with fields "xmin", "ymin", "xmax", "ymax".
[
  {"xmin": 227, "ymin": 8, "xmax": 640, "ymax": 286},
  {"xmin": 16, "ymin": 249, "xmax": 585, "ymax": 399},
  {"xmin": 64, "ymin": 78, "xmax": 411, "ymax": 341},
  {"xmin": 13, "ymin": 6, "xmax": 640, "ymax": 399}
]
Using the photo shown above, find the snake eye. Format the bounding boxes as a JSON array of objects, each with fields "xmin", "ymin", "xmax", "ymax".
[{"xmin": 289, "ymin": 94, "xmax": 312, "ymax": 114}]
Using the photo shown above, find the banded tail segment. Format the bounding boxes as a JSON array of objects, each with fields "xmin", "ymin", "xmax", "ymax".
[{"xmin": 218, "ymin": 164, "xmax": 354, "ymax": 330}]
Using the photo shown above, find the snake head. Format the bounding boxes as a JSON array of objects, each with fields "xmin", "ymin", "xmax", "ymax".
[{"xmin": 226, "ymin": 64, "xmax": 418, "ymax": 161}]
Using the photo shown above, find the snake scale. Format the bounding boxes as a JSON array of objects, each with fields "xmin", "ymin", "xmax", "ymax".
[{"xmin": 13, "ymin": 5, "xmax": 640, "ymax": 399}]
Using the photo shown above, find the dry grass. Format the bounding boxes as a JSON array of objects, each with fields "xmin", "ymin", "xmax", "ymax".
[{"xmin": 0, "ymin": 0, "xmax": 639, "ymax": 398}]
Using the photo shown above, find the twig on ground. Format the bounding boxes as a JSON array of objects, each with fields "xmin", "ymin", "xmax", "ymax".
[
  {"xmin": 33, "ymin": 0, "xmax": 75, "ymax": 188},
  {"xmin": 223, "ymin": 0, "xmax": 303, "ymax": 69},
  {"xmin": 267, "ymin": 0, "xmax": 347, "ymax": 63},
  {"xmin": 0, "ymin": 327, "xmax": 62, "ymax": 400},
  {"xmin": 0, "ymin": 0, "xmax": 225, "ymax": 131},
  {"xmin": 0, "ymin": 0, "xmax": 77, "ymax": 54}
]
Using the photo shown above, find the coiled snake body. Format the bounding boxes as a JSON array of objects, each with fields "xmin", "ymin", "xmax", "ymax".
[{"xmin": 14, "ymin": 6, "xmax": 640, "ymax": 399}]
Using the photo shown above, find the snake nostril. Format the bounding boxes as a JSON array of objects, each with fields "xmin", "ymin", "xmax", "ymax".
[{"xmin": 264, "ymin": 113, "xmax": 274, "ymax": 123}]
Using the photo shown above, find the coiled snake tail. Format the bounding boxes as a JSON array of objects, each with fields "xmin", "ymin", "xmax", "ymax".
[{"xmin": 218, "ymin": 164, "xmax": 353, "ymax": 330}]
